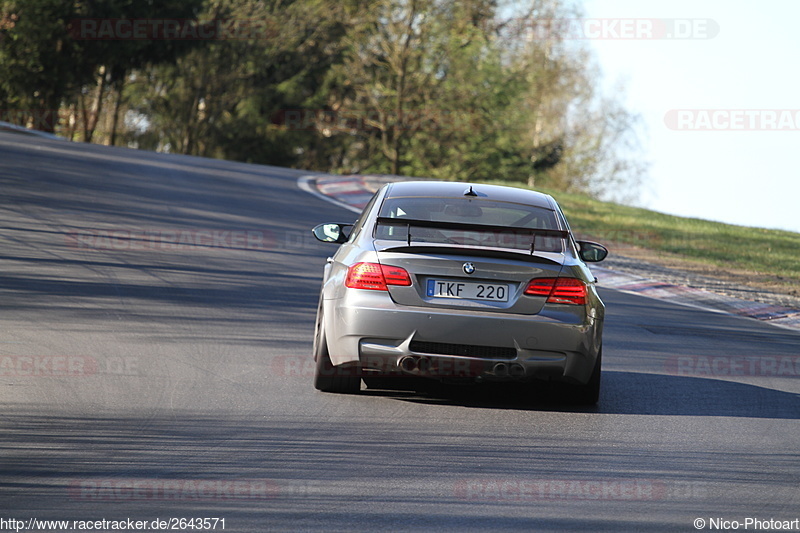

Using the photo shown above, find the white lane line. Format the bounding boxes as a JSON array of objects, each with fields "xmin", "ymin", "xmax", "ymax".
[{"xmin": 297, "ymin": 175, "xmax": 362, "ymax": 214}]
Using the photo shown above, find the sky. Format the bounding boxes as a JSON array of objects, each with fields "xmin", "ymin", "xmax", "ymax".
[{"xmin": 581, "ymin": 0, "xmax": 800, "ymax": 233}]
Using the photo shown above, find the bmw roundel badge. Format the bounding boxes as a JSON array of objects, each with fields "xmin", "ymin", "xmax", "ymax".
[{"xmin": 463, "ymin": 262, "xmax": 476, "ymax": 275}]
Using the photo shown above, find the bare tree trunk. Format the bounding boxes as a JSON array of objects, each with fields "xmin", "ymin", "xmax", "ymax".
[
  {"xmin": 391, "ymin": 0, "xmax": 418, "ymax": 177},
  {"xmin": 182, "ymin": 91, "xmax": 200, "ymax": 155},
  {"xmin": 79, "ymin": 92, "xmax": 89, "ymax": 142},
  {"xmin": 80, "ymin": 66, "xmax": 108, "ymax": 143},
  {"xmin": 109, "ymin": 79, "xmax": 125, "ymax": 147},
  {"xmin": 528, "ymin": 113, "xmax": 543, "ymax": 188},
  {"xmin": 61, "ymin": 104, "xmax": 76, "ymax": 141}
]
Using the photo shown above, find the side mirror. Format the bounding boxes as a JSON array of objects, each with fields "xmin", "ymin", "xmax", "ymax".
[
  {"xmin": 576, "ymin": 241, "xmax": 608, "ymax": 262},
  {"xmin": 312, "ymin": 223, "xmax": 352, "ymax": 244}
]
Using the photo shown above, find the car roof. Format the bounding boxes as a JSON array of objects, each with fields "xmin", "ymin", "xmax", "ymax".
[{"xmin": 384, "ymin": 181, "xmax": 556, "ymax": 210}]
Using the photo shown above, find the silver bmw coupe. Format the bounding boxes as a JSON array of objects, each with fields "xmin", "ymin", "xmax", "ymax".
[{"xmin": 311, "ymin": 181, "xmax": 608, "ymax": 403}]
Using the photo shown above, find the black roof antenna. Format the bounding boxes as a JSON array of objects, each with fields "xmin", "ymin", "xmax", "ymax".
[{"xmin": 464, "ymin": 186, "xmax": 478, "ymax": 197}]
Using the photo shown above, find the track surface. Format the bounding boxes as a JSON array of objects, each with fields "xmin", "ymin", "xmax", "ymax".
[{"xmin": 1, "ymin": 133, "xmax": 798, "ymax": 532}]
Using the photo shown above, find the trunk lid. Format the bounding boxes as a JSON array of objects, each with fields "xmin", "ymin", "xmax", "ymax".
[{"xmin": 375, "ymin": 243, "xmax": 564, "ymax": 315}]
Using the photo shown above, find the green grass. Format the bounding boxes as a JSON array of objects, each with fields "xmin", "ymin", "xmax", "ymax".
[{"xmin": 479, "ymin": 180, "xmax": 800, "ymax": 290}]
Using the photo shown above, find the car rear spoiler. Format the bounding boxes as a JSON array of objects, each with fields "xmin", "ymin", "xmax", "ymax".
[
  {"xmin": 375, "ymin": 217, "xmax": 570, "ymax": 254},
  {"xmin": 376, "ymin": 244, "xmax": 563, "ymax": 265}
]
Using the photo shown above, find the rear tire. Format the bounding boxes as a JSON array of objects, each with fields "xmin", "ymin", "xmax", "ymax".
[
  {"xmin": 313, "ymin": 309, "xmax": 361, "ymax": 394},
  {"xmin": 574, "ymin": 348, "xmax": 602, "ymax": 405}
]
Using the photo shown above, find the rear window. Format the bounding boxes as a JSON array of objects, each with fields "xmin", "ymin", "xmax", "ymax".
[{"xmin": 376, "ymin": 197, "xmax": 563, "ymax": 252}]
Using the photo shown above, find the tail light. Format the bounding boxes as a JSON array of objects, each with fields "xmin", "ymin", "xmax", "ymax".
[
  {"xmin": 346, "ymin": 262, "xmax": 412, "ymax": 291},
  {"xmin": 524, "ymin": 277, "xmax": 587, "ymax": 305}
]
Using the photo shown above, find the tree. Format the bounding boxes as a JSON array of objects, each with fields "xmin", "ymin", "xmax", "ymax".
[
  {"xmin": 0, "ymin": 0, "xmax": 203, "ymax": 138},
  {"xmin": 504, "ymin": 0, "xmax": 647, "ymax": 199},
  {"xmin": 0, "ymin": 0, "xmax": 85, "ymax": 132},
  {"xmin": 124, "ymin": 0, "xmax": 360, "ymax": 166},
  {"xmin": 69, "ymin": 0, "xmax": 204, "ymax": 144}
]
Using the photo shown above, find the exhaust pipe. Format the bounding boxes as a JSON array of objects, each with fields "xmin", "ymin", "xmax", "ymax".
[
  {"xmin": 399, "ymin": 356, "xmax": 417, "ymax": 372},
  {"xmin": 509, "ymin": 364, "xmax": 526, "ymax": 378},
  {"xmin": 417, "ymin": 357, "xmax": 431, "ymax": 372},
  {"xmin": 493, "ymin": 363, "xmax": 508, "ymax": 377}
]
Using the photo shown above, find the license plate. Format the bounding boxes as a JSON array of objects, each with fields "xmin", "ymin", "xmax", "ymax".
[{"xmin": 426, "ymin": 279, "xmax": 509, "ymax": 301}]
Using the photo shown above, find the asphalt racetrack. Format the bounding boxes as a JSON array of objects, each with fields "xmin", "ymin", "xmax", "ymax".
[{"xmin": 1, "ymin": 133, "xmax": 798, "ymax": 532}]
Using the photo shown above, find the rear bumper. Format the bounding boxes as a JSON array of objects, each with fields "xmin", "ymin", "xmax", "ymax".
[{"xmin": 324, "ymin": 291, "xmax": 602, "ymax": 385}]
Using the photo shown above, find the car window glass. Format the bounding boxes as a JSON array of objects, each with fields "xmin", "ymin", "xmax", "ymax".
[
  {"xmin": 376, "ymin": 197, "xmax": 563, "ymax": 252},
  {"xmin": 348, "ymin": 191, "xmax": 380, "ymax": 242}
]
